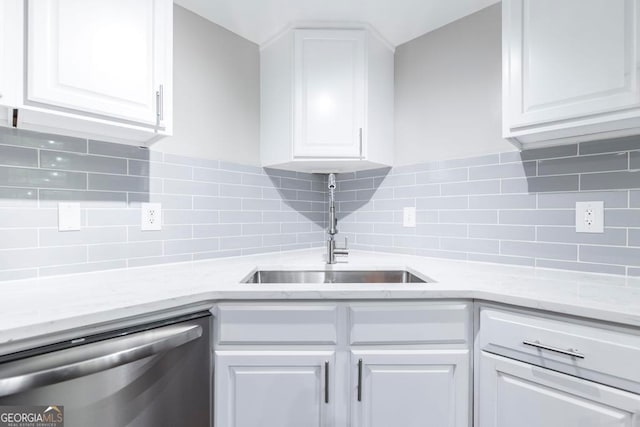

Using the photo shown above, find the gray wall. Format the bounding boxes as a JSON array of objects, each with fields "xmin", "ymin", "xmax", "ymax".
[
  {"xmin": 394, "ymin": 3, "xmax": 513, "ymax": 165},
  {"xmin": 152, "ymin": 5, "xmax": 261, "ymax": 166}
]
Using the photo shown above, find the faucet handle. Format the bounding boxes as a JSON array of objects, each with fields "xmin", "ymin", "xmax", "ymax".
[{"xmin": 336, "ymin": 236, "xmax": 348, "ymax": 250}]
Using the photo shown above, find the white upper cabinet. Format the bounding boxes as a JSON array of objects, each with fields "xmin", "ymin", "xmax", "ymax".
[
  {"xmin": 261, "ymin": 27, "xmax": 394, "ymax": 173},
  {"xmin": 0, "ymin": 0, "xmax": 19, "ymax": 128},
  {"xmin": 27, "ymin": 0, "xmax": 169, "ymax": 128},
  {"xmin": 503, "ymin": 0, "xmax": 640, "ymax": 148},
  {"xmin": 294, "ymin": 30, "xmax": 365, "ymax": 159},
  {"xmin": 0, "ymin": 0, "xmax": 172, "ymax": 145}
]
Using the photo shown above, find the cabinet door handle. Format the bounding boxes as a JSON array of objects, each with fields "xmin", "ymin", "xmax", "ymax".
[
  {"xmin": 357, "ymin": 358, "xmax": 363, "ymax": 402},
  {"xmin": 156, "ymin": 85, "xmax": 164, "ymax": 123},
  {"xmin": 358, "ymin": 128, "xmax": 363, "ymax": 159},
  {"xmin": 523, "ymin": 340, "xmax": 585, "ymax": 359},
  {"xmin": 324, "ymin": 361, "xmax": 329, "ymax": 404}
]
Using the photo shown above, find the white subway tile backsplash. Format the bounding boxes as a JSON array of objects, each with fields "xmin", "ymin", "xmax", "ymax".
[
  {"xmin": 499, "ymin": 210, "xmax": 574, "ymax": 226},
  {"xmin": 88, "ymin": 140, "xmax": 149, "ymax": 160},
  {"xmin": 0, "ymin": 187, "xmax": 37, "ymax": 206},
  {"xmin": 0, "ymin": 167, "xmax": 87, "ymax": 190},
  {"xmin": 440, "ymin": 180, "xmax": 500, "ymax": 196},
  {"xmin": 3, "ymin": 128, "xmax": 640, "ymax": 279},
  {"xmin": 606, "ymin": 210, "xmax": 640, "ymax": 227},
  {"xmin": 0, "ymin": 246, "xmax": 87, "ymax": 269},
  {"xmin": 469, "ymin": 161, "xmax": 536, "ymax": 180},
  {"xmin": 501, "ymin": 241, "xmax": 577, "ymax": 261},
  {"xmin": 579, "ymin": 136, "xmax": 640, "ymax": 155},
  {"xmin": 164, "ymin": 238, "xmax": 220, "ymax": 255},
  {"xmin": 579, "ymin": 245, "xmax": 640, "ymax": 267},
  {"xmin": 39, "ymin": 227, "xmax": 127, "ymax": 246},
  {"xmin": 502, "ymin": 175, "xmax": 579, "ymax": 193},
  {"xmin": 0, "ymin": 128, "xmax": 87, "ymax": 153},
  {"xmin": 537, "ymin": 191, "xmax": 628, "ymax": 209},
  {"xmin": 536, "ymin": 226, "xmax": 627, "ymax": 246},
  {"xmin": 0, "ymin": 208, "xmax": 57, "ymax": 227},
  {"xmin": 88, "ymin": 241, "xmax": 163, "ymax": 262},
  {"xmin": 631, "ymin": 151, "xmax": 640, "ymax": 170},
  {"xmin": 538, "ymin": 152, "xmax": 628, "ymax": 176},
  {"xmin": 0, "ymin": 229, "xmax": 38, "ymax": 249},
  {"xmin": 468, "ymin": 225, "xmax": 535, "ymax": 241},
  {"xmin": 0, "ymin": 130, "xmax": 326, "ymax": 280},
  {"xmin": 581, "ymin": 171, "xmax": 640, "ymax": 190},
  {"xmin": 333, "ymin": 138, "xmax": 640, "ymax": 275},
  {"xmin": 42, "ymin": 150, "xmax": 127, "ymax": 174},
  {"xmin": 0, "ymin": 145, "xmax": 39, "ymax": 167}
]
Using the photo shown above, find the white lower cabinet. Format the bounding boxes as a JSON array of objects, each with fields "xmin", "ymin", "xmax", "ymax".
[
  {"xmin": 213, "ymin": 301, "xmax": 472, "ymax": 427},
  {"xmin": 479, "ymin": 352, "xmax": 640, "ymax": 427},
  {"xmin": 477, "ymin": 305, "xmax": 640, "ymax": 427},
  {"xmin": 352, "ymin": 350, "xmax": 469, "ymax": 427},
  {"xmin": 215, "ymin": 351, "xmax": 335, "ymax": 427}
]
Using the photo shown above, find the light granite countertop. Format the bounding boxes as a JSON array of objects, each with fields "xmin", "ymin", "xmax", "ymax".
[{"xmin": 2, "ymin": 249, "xmax": 640, "ymax": 354}]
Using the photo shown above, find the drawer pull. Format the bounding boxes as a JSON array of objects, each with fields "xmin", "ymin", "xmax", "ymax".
[
  {"xmin": 357, "ymin": 358, "xmax": 363, "ymax": 402},
  {"xmin": 523, "ymin": 340, "xmax": 585, "ymax": 359},
  {"xmin": 324, "ymin": 361, "xmax": 329, "ymax": 404}
]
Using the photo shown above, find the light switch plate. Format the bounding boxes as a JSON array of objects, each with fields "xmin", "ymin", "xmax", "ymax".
[
  {"xmin": 576, "ymin": 201, "xmax": 604, "ymax": 233},
  {"xmin": 58, "ymin": 202, "xmax": 81, "ymax": 231},
  {"xmin": 403, "ymin": 207, "xmax": 416, "ymax": 228},
  {"xmin": 141, "ymin": 203, "xmax": 162, "ymax": 231}
]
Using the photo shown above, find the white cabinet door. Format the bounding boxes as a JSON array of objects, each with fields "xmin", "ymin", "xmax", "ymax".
[
  {"xmin": 0, "ymin": 0, "xmax": 20, "ymax": 125},
  {"xmin": 479, "ymin": 352, "xmax": 640, "ymax": 427},
  {"xmin": 504, "ymin": 0, "xmax": 640, "ymax": 129},
  {"xmin": 351, "ymin": 350, "xmax": 470, "ymax": 427},
  {"xmin": 293, "ymin": 29, "xmax": 365, "ymax": 159},
  {"xmin": 215, "ymin": 351, "xmax": 335, "ymax": 427},
  {"xmin": 26, "ymin": 0, "xmax": 171, "ymax": 128}
]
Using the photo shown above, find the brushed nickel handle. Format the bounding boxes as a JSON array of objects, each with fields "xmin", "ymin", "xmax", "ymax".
[
  {"xmin": 523, "ymin": 340, "xmax": 585, "ymax": 359},
  {"xmin": 358, "ymin": 128, "xmax": 363, "ymax": 159},
  {"xmin": 156, "ymin": 85, "xmax": 164, "ymax": 123},
  {"xmin": 357, "ymin": 358, "xmax": 363, "ymax": 402},
  {"xmin": 324, "ymin": 361, "xmax": 329, "ymax": 404},
  {"xmin": 159, "ymin": 84, "xmax": 164, "ymax": 121}
]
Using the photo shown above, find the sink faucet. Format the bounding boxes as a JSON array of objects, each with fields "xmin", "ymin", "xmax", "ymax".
[{"xmin": 327, "ymin": 173, "xmax": 348, "ymax": 264}]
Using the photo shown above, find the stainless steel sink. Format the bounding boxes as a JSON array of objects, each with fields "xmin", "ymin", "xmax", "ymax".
[{"xmin": 242, "ymin": 270, "xmax": 429, "ymax": 284}]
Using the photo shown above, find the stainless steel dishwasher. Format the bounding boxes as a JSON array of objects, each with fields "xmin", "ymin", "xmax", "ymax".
[{"xmin": 0, "ymin": 311, "xmax": 211, "ymax": 427}]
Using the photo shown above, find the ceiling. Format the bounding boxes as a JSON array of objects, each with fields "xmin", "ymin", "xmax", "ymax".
[{"xmin": 174, "ymin": 0, "xmax": 500, "ymax": 47}]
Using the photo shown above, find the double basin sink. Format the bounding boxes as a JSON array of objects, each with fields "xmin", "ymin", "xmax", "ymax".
[{"xmin": 242, "ymin": 269, "xmax": 429, "ymax": 284}]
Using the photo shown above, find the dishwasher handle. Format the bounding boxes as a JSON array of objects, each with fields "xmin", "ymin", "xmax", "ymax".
[{"xmin": 0, "ymin": 323, "xmax": 203, "ymax": 397}]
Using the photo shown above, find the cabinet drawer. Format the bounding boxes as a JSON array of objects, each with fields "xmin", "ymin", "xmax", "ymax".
[
  {"xmin": 216, "ymin": 303, "xmax": 338, "ymax": 345},
  {"xmin": 480, "ymin": 307, "xmax": 640, "ymax": 391},
  {"xmin": 348, "ymin": 302, "xmax": 471, "ymax": 345}
]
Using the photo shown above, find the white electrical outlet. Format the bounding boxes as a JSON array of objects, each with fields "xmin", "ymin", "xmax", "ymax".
[
  {"xmin": 58, "ymin": 202, "xmax": 81, "ymax": 231},
  {"xmin": 575, "ymin": 201, "xmax": 604, "ymax": 233},
  {"xmin": 403, "ymin": 207, "xmax": 416, "ymax": 228},
  {"xmin": 141, "ymin": 203, "xmax": 162, "ymax": 231}
]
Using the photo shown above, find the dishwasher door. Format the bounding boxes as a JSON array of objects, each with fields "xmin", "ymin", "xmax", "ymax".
[{"xmin": 0, "ymin": 312, "xmax": 211, "ymax": 427}]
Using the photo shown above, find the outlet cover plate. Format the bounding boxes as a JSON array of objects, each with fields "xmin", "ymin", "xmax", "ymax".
[
  {"xmin": 58, "ymin": 202, "xmax": 81, "ymax": 231},
  {"xmin": 141, "ymin": 203, "xmax": 162, "ymax": 231},
  {"xmin": 403, "ymin": 207, "xmax": 416, "ymax": 228},
  {"xmin": 576, "ymin": 201, "xmax": 604, "ymax": 233}
]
